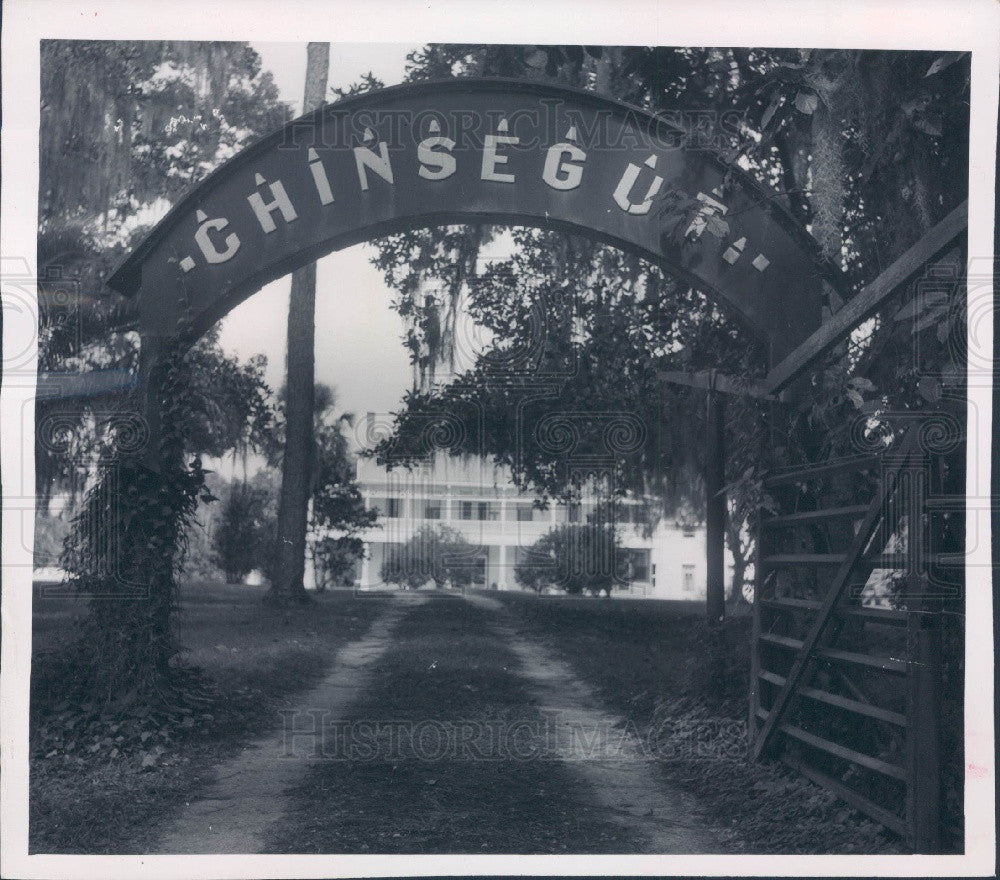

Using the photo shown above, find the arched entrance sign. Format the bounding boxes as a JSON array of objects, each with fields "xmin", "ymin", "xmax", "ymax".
[{"xmin": 108, "ymin": 78, "xmax": 839, "ymax": 363}]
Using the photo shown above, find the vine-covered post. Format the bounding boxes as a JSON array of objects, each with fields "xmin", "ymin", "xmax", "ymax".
[
  {"xmin": 137, "ymin": 333, "xmax": 166, "ymax": 471},
  {"xmin": 137, "ymin": 331, "xmax": 174, "ymax": 675},
  {"xmin": 62, "ymin": 328, "xmax": 205, "ymax": 702}
]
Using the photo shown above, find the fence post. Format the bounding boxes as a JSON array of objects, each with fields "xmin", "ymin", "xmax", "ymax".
[
  {"xmin": 905, "ymin": 609, "xmax": 942, "ymax": 852},
  {"xmin": 749, "ymin": 504, "xmax": 764, "ymax": 747},
  {"xmin": 749, "ymin": 396, "xmax": 777, "ymax": 756}
]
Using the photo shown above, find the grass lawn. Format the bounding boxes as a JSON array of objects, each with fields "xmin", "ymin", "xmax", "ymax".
[
  {"xmin": 28, "ymin": 583, "xmax": 908, "ymax": 854},
  {"xmin": 29, "ymin": 581, "xmax": 386, "ymax": 853},
  {"xmin": 266, "ymin": 597, "xmax": 640, "ymax": 854},
  {"xmin": 494, "ymin": 591, "xmax": 903, "ymax": 854}
]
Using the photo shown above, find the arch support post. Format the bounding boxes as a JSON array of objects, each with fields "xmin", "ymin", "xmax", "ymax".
[
  {"xmin": 138, "ymin": 333, "xmax": 167, "ymax": 472},
  {"xmin": 136, "ymin": 332, "xmax": 178, "ymax": 674}
]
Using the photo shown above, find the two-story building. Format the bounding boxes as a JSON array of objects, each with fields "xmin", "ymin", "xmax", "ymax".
[{"xmin": 354, "ymin": 454, "xmax": 707, "ymax": 599}]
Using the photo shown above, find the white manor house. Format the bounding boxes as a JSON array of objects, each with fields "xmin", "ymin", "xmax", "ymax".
[{"xmin": 354, "ymin": 454, "xmax": 709, "ymax": 599}]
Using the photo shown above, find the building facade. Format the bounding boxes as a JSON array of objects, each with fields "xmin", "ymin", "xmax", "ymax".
[{"xmin": 354, "ymin": 455, "xmax": 708, "ymax": 599}]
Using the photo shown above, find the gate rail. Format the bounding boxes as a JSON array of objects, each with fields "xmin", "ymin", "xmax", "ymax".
[{"xmin": 749, "ymin": 428, "xmax": 963, "ymax": 852}]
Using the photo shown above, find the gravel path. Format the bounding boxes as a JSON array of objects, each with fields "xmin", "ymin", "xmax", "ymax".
[
  {"xmin": 153, "ymin": 591, "xmax": 721, "ymax": 854},
  {"xmin": 154, "ymin": 595, "xmax": 423, "ymax": 853},
  {"xmin": 465, "ymin": 593, "xmax": 722, "ymax": 853}
]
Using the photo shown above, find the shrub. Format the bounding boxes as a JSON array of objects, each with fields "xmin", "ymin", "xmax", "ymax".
[
  {"xmin": 379, "ymin": 524, "xmax": 477, "ymax": 590},
  {"xmin": 211, "ymin": 483, "xmax": 270, "ymax": 584},
  {"xmin": 514, "ymin": 523, "xmax": 622, "ymax": 595}
]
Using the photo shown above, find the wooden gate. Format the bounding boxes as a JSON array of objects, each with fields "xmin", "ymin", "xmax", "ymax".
[{"xmin": 749, "ymin": 424, "xmax": 965, "ymax": 852}]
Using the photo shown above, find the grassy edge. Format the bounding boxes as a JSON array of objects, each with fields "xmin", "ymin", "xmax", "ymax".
[
  {"xmin": 29, "ymin": 589, "xmax": 385, "ymax": 853},
  {"xmin": 493, "ymin": 592, "xmax": 903, "ymax": 854}
]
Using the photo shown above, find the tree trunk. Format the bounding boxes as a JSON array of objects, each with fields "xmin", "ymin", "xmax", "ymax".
[
  {"xmin": 705, "ymin": 388, "xmax": 727, "ymax": 626},
  {"xmin": 705, "ymin": 386, "xmax": 727, "ymax": 700},
  {"xmin": 269, "ymin": 43, "xmax": 329, "ymax": 605}
]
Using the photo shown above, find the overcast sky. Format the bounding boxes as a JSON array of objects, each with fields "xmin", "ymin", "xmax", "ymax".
[{"xmin": 217, "ymin": 43, "xmax": 419, "ymax": 426}]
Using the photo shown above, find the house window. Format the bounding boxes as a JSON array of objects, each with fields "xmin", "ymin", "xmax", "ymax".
[
  {"xmin": 460, "ymin": 500, "xmax": 474, "ymax": 520},
  {"xmin": 683, "ymin": 564, "xmax": 695, "ymax": 592},
  {"xmin": 476, "ymin": 502, "xmax": 498, "ymax": 521},
  {"xmin": 516, "ymin": 503, "xmax": 534, "ymax": 522},
  {"xmin": 628, "ymin": 549, "xmax": 650, "ymax": 582},
  {"xmin": 568, "ymin": 503, "xmax": 581, "ymax": 523},
  {"xmin": 424, "ymin": 501, "xmax": 442, "ymax": 519},
  {"xmin": 386, "ymin": 497, "xmax": 403, "ymax": 518}
]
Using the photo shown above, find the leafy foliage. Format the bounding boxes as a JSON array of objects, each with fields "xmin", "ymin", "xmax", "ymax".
[
  {"xmin": 364, "ymin": 44, "xmax": 969, "ymax": 608},
  {"xmin": 38, "ymin": 40, "xmax": 294, "ymax": 698},
  {"xmin": 311, "ymin": 536, "xmax": 366, "ymax": 589},
  {"xmin": 263, "ymin": 383, "xmax": 376, "ymax": 589},
  {"xmin": 379, "ymin": 524, "xmax": 478, "ymax": 590},
  {"xmin": 60, "ymin": 342, "xmax": 212, "ymax": 704},
  {"xmin": 308, "ymin": 417, "xmax": 374, "ymax": 590},
  {"xmin": 211, "ymin": 483, "xmax": 269, "ymax": 583},
  {"xmin": 514, "ymin": 523, "xmax": 623, "ymax": 595},
  {"xmin": 181, "ymin": 332, "xmax": 276, "ymax": 462},
  {"xmin": 36, "ymin": 41, "xmax": 287, "ymax": 511},
  {"xmin": 311, "ymin": 414, "xmax": 375, "ymax": 538}
]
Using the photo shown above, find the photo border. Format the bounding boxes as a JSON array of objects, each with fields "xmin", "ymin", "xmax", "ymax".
[{"xmin": 2, "ymin": 0, "xmax": 996, "ymax": 876}]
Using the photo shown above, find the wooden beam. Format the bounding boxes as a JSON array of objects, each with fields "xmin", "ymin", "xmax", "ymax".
[
  {"xmin": 758, "ymin": 632, "xmax": 908, "ymax": 672},
  {"xmin": 761, "ymin": 504, "xmax": 869, "ymax": 526},
  {"xmin": 657, "ymin": 370, "xmax": 774, "ymax": 400},
  {"xmin": 764, "ymin": 454, "xmax": 881, "ymax": 486},
  {"xmin": 36, "ymin": 370, "xmax": 137, "ymax": 401},
  {"xmin": 779, "ymin": 754, "xmax": 908, "ymax": 836},
  {"xmin": 764, "ymin": 202, "xmax": 967, "ymax": 393},
  {"xmin": 759, "ymin": 670, "xmax": 908, "ymax": 726},
  {"xmin": 771, "ymin": 718, "xmax": 908, "ymax": 780}
]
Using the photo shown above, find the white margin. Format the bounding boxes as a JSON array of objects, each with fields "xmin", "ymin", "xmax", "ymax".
[{"xmin": 1, "ymin": 0, "xmax": 996, "ymax": 877}]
